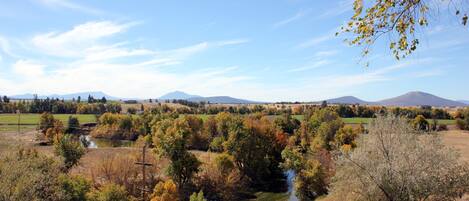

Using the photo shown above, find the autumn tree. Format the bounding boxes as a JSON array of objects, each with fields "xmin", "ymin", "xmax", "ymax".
[
  {"xmin": 152, "ymin": 118, "xmax": 201, "ymax": 191},
  {"xmin": 341, "ymin": 0, "xmax": 469, "ymax": 61},
  {"xmin": 151, "ymin": 180, "xmax": 179, "ymax": 201}
]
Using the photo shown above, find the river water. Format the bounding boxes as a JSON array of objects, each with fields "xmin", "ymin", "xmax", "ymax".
[
  {"xmin": 79, "ymin": 135, "xmax": 133, "ymax": 148},
  {"xmin": 285, "ymin": 170, "xmax": 299, "ymax": 201}
]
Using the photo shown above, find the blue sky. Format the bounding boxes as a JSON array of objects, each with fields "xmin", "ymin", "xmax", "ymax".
[{"xmin": 0, "ymin": 0, "xmax": 468, "ymax": 102}]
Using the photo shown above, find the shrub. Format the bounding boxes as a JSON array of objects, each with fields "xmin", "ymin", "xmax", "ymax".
[
  {"xmin": 87, "ymin": 183, "xmax": 131, "ymax": 201},
  {"xmin": 0, "ymin": 149, "xmax": 67, "ymax": 200},
  {"xmin": 39, "ymin": 112, "xmax": 55, "ymax": 134},
  {"xmin": 150, "ymin": 180, "xmax": 179, "ymax": 201},
  {"xmin": 328, "ymin": 115, "xmax": 469, "ymax": 201},
  {"xmin": 66, "ymin": 116, "xmax": 80, "ymax": 134},
  {"xmin": 59, "ymin": 175, "xmax": 91, "ymax": 201},
  {"xmin": 413, "ymin": 115, "xmax": 429, "ymax": 131},
  {"xmin": 189, "ymin": 191, "xmax": 207, "ymax": 201},
  {"xmin": 209, "ymin": 136, "xmax": 225, "ymax": 152},
  {"xmin": 195, "ymin": 163, "xmax": 246, "ymax": 201},
  {"xmin": 54, "ymin": 134, "xmax": 86, "ymax": 171}
]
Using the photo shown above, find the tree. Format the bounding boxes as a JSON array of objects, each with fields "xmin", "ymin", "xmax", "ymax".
[
  {"xmin": 59, "ymin": 175, "xmax": 92, "ymax": 201},
  {"xmin": 224, "ymin": 116, "xmax": 285, "ymax": 188},
  {"xmin": 77, "ymin": 96, "xmax": 81, "ymax": 103},
  {"xmin": 54, "ymin": 134, "xmax": 86, "ymax": 171},
  {"xmin": 66, "ymin": 116, "xmax": 80, "ymax": 134},
  {"xmin": 328, "ymin": 115, "xmax": 469, "ymax": 201},
  {"xmin": 152, "ymin": 118, "xmax": 201, "ymax": 190},
  {"xmin": 101, "ymin": 97, "xmax": 107, "ymax": 103},
  {"xmin": 151, "ymin": 180, "xmax": 179, "ymax": 201},
  {"xmin": 341, "ymin": 0, "xmax": 469, "ymax": 62},
  {"xmin": 39, "ymin": 112, "xmax": 56, "ymax": 134},
  {"xmin": 189, "ymin": 191, "xmax": 207, "ymax": 201},
  {"xmin": 413, "ymin": 114, "xmax": 429, "ymax": 131},
  {"xmin": 87, "ymin": 183, "xmax": 130, "ymax": 201}
]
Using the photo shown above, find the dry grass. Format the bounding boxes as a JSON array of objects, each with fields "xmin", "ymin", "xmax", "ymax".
[{"xmin": 441, "ymin": 129, "xmax": 469, "ymax": 163}]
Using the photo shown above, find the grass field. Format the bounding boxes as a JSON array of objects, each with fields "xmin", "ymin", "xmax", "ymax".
[{"xmin": 0, "ymin": 114, "xmax": 97, "ymax": 125}]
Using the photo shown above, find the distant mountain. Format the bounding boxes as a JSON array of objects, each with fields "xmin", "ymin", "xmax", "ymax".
[
  {"xmin": 11, "ymin": 91, "xmax": 120, "ymax": 100},
  {"xmin": 158, "ymin": 91, "xmax": 258, "ymax": 104},
  {"xmin": 187, "ymin": 96, "xmax": 259, "ymax": 104},
  {"xmin": 378, "ymin": 91, "xmax": 466, "ymax": 107},
  {"xmin": 325, "ymin": 96, "xmax": 373, "ymax": 105},
  {"xmin": 159, "ymin": 91, "xmax": 202, "ymax": 100},
  {"xmin": 457, "ymin": 100, "xmax": 469, "ymax": 105}
]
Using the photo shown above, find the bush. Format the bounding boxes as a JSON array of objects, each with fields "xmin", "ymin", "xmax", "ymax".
[
  {"xmin": 328, "ymin": 116, "xmax": 469, "ymax": 201},
  {"xmin": 195, "ymin": 163, "xmax": 246, "ymax": 201},
  {"xmin": 91, "ymin": 113, "xmax": 142, "ymax": 140},
  {"xmin": 0, "ymin": 149, "xmax": 67, "ymax": 200},
  {"xmin": 150, "ymin": 180, "xmax": 179, "ymax": 201},
  {"xmin": 59, "ymin": 175, "xmax": 91, "ymax": 201},
  {"xmin": 412, "ymin": 115, "xmax": 429, "ymax": 131},
  {"xmin": 54, "ymin": 134, "xmax": 86, "ymax": 171},
  {"xmin": 66, "ymin": 116, "xmax": 80, "ymax": 134},
  {"xmin": 189, "ymin": 191, "xmax": 207, "ymax": 201},
  {"xmin": 87, "ymin": 183, "xmax": 131, "ymax": 201}
]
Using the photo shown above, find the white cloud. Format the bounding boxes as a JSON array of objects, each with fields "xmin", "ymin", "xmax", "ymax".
[
  {"xmin": 317, "ymin": 0, "xmax": 353, "ymax": 19},
  {"xmin": 13, "ymin": 60, "xmax": 45, "ymax": 77},
  {"xmin": 0, "ymin": 20, "xmax": 254, "ymax": 98},
  {"xmin": 314, "ymin": 50, "xmax": 338, "ymax": 57},
  {"xmin": 32, "ymin": 21, "xmax": 136, "ymax": 57},
  {"xmin": 273, "ymin": 9, "xmax": 309, "ymax": 28},
  {"xmin": 215, "ymin": 38, "xmax": 250, "ymax": 46},
  {"xmin": 36, "ymin": 0, "xmax": 103, "ymax": 15},
  {"xmin": 297, "ymin": 33, "xmax": 334, "ymax": 48},
  {"xmin": 289, "ymin": 60, "xmax": 330, "ymax": 72}
]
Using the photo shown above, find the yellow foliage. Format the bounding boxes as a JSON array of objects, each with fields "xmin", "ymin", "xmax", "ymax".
[{"xmin": 150, "ymin": 180, "xmax": 179, "ymax": 201}]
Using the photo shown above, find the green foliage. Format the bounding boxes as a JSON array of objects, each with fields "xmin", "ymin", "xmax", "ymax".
[
  {"xmin": 152, "ymin": 118, "xmax": 201, "ymax": 189},
  {"xmin": 273, "ymin": 113, "xmax": 300, "ymax": 134},
  {"xmin": 54, "ymin": 134, "xmax": 86, "ymax": 171},
  {"xmin": 87, "ymin": 183, "xmax": 130, "ymax": 201},
  {"xmin": 209, "ymin": 136, "xmax": 225, "ymax": 152},
  {"xmin": 341, "ymin": 0, "xmax": 468, "ymax": 62},
  {"xmin": 294, "ymin": 160, "xmax": 328, "ymax": 201},
  {"xmin": 66, "ymin": 116, "xmax": 80, "ymax": 134},
  {"xmin": 413, "ymin": 115, "xmax": 429, "ymax": 131},
  {"xmin": 92, "ymin": 113, "xmax": 143, "ymax": 140},
  {"xmin": 224, "ymin": 116, "xmax": 284, "ymax": 188},
  {"xmin": 334, "ymin": 125, "xmax": 360, "ymax": 149},
  {"xmin": 0, "ymin": 149, "xmax": 67, "ymax": 200},
  {"xmin": 59, "ymin": 175, "xmax": 92, "ymax": 201},
  {"xmin": 214, "ymin": 153, "xmax": 235, "ymax": 175},
  {"xmin": 189, "ymin": 191, "xmax": 207, "ymax": 201},
  {"xmin": 39, "ymin": 112, "xmax": 56, "ymax": 134}
]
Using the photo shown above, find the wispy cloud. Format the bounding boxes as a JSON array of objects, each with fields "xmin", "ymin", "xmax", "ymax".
[
  {"xmin": 216, "ymin": 38, "xmax": 250, "ymax": 46},
  {"xmin": 289, "ymin": 60, "xmax": 330, "ymax": 72},
  {"xmin": 273, "ymin": 9, "xmax": 310, "ymax": 28},
  {"xmin": 0, "ymin": 20, "xmax": 252, "ymax": 97},
  {"xmin": 297, "ymin": 33, "xmax": 335, "ymax": 48},
  {"xmin": 314, "ymin": 50, "xmax": 338, "ymax": 57},
  {"xmin": 317, "ymin": 0, "xmax": 353, "ymax": 19},
  {"xmin": 36, "ymin": 0, "xmax": 103, "ymax": 15},
  {"xmin": 31, "ymin": 21, "xmax": 138, "ymax": 57}
]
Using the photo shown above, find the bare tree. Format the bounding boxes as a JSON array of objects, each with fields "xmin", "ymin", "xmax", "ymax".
[{"xmin": 327, "ymin": 115, "xmax": 469, "ymax": 201}]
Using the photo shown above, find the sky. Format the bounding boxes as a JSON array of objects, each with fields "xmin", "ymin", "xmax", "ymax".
[{"xmin": 0, "ymin": 0, "xmax": 468, "ymax": 102}]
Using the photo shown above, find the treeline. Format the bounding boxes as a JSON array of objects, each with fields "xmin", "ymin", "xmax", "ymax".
[{"xmin": 0, "ymin": 96, "xmax": 121, "ymax": 114}]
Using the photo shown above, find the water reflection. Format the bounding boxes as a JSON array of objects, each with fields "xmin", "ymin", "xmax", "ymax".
[
  {"xmin": 79, "ymin": 135, "xmax": 133, "ymax": 148},
  {"xmin": 285, "ymin": 170, "xmax": 299, "ymax": 201}
]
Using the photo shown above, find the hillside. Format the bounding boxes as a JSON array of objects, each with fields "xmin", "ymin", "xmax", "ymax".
[
  {"xmin": 187, "ymin": 96, "xmax": 258, "ymax": 104},
  {"xmin": 325, "ymin": 96, "xmax": 373, "ymax": 105},
  {"xmin": 11, "ymin": 91, "xmax": 119, "ymax": 100},
  {"xmin": 159, "ymin": 91, "xmax": 202, "ymax": 100},
  {"xmin": 378, "ymin": 91, "xmax": 466, "ymax": 107}
]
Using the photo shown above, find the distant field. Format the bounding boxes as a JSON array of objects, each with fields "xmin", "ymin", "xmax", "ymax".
[
  {"xmin": 0, "ymin": 113, "xmax": 456, "ymax": 129},
  {"xmin": 0, "ymin": 114, "xmax": 97, "ymax": 125}
]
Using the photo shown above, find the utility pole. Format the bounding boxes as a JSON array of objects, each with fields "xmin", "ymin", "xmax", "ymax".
[
  {"xmin": 135, "ymin": 145, "xmax": 153, "ymax": 201},
  {"xmin": 16, "ymin": 110, "xmax": 20, "ymax": 135}
]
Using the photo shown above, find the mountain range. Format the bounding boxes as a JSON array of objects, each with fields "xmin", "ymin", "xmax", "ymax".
[
  {"xmin": 159, "ymin": 91, "xmax": 258, "ymax": 104},
  {"xmin": 10, "ymin": 91, "xmax": 120, "ymax": 100},
  {"xmin": 326, "ymin": 91, "xmax": 467, "ymax": 107},
  {"xmin": 7, "ymin": 91, "xmax": 468, "ymax": 106}
]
